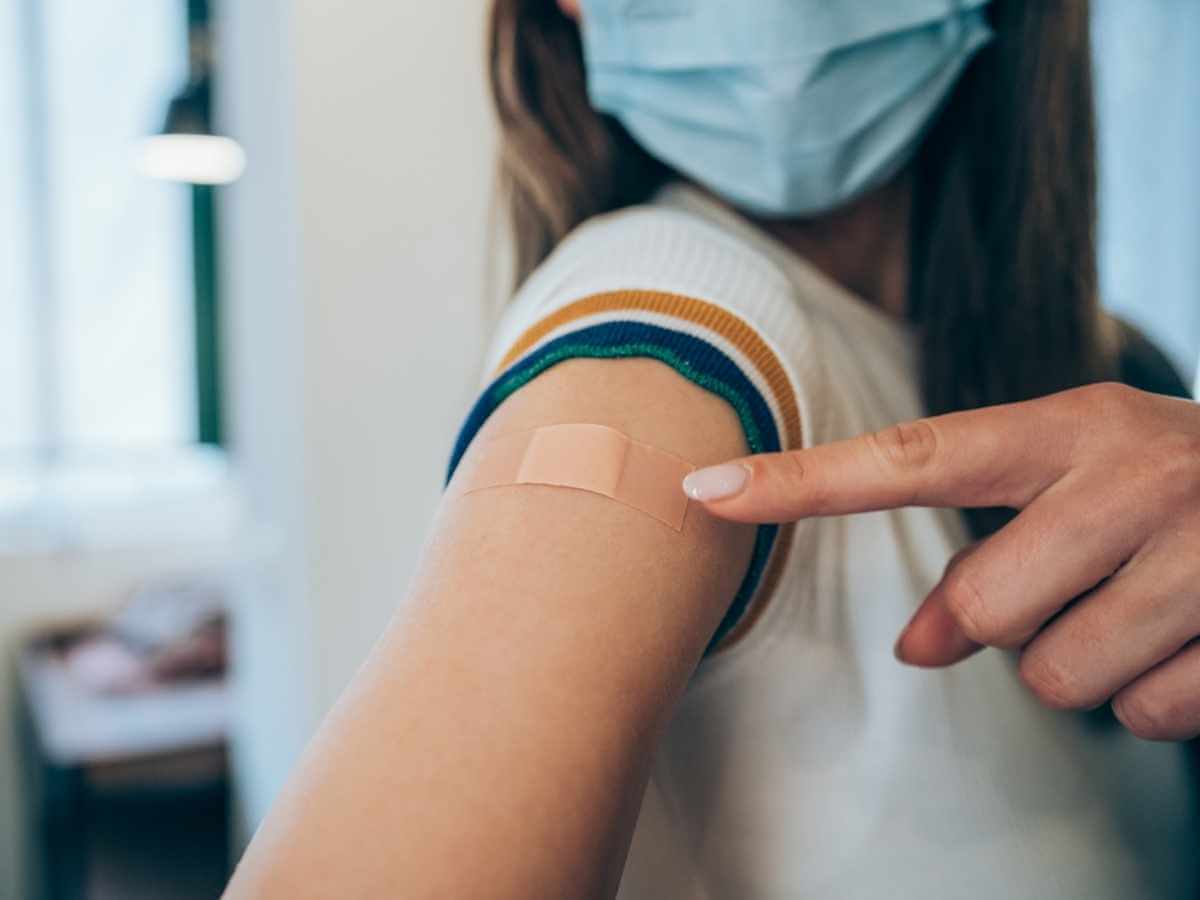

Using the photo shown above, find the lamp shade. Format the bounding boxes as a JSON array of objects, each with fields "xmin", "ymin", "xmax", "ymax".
[{"xmin": 138, "ymin": 77, "xmax": 245, "ymax": 185}]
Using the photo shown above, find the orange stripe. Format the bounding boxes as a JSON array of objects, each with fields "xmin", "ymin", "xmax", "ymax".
[
  {"xmin": 495, "ymin": 290, "xmax": 802, "ymax": 450},
  {"xmin": 498, "ymin": 290, "xmax": 802, "ymax": 655}
]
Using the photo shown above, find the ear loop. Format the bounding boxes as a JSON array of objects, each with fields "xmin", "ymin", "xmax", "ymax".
[{"xmin": 456, "ymin": 424, "xmax": 695, "ymax": 531}]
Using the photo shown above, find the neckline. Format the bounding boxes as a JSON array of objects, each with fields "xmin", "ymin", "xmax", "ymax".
[{"xmin": 653, "ymin": 182, "xmax": 916, "ymax": 355}]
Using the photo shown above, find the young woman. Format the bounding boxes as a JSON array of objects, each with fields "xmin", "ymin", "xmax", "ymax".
[{"xmin": 226, "ymin": 1, "xmax": 1197, "ymax": 897}]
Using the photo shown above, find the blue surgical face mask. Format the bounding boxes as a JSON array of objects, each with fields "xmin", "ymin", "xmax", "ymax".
[{"xmin": 579, "ymin": 0, "xmax": 993, "ymax": 217}]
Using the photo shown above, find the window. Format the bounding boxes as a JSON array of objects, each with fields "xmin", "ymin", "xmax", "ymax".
[
  {"xmin": 2, "ymin": 0, "xmax": 222, "ymax": 517},
  {"xmin": 1094, "ymin": 0, "xmax": 1200, "ymax": 392}
]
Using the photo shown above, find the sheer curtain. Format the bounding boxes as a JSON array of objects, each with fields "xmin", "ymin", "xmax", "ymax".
[
  {"xmin": 1, "ymin": 0, "xmax": 192, "ymax": 467},
  {"xmin": 1, "ymin": 0, "xmax": 200, "ymax": 518},
  {"xmin": 0, "ymin": 0, "xmax": 242, "ymax": 559},
  {"xmin": 1093, "ymin": 0, "xmax": 1200, "ymax": 394}
]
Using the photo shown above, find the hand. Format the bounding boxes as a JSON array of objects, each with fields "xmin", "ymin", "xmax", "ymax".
[{"xmin": 683, "ymin": 383, "xmax": 1200, "ymax": 741}]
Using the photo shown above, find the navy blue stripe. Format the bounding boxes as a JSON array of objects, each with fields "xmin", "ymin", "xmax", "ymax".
[{"xmin": 448, "ymin": 322, "xmax": 781, "ymax": 477}]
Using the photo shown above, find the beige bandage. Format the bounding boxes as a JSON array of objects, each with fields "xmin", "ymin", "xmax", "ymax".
[{"xmin": 459, "ymin": 424, "xmax": 696, "ymax": 531}]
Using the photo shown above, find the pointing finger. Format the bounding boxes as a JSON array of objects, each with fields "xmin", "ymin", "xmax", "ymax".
[{"xmin": 684, "ymin": 394, "xmax": 1083, "ymax": 524}]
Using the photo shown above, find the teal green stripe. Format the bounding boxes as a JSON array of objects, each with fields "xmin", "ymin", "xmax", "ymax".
[{"xmin": 492, "ymin": 342, "xmax": 767, "ymax": 454}]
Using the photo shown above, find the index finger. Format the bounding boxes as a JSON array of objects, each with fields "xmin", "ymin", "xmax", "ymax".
[{"xmin": 685, "ymin": 395, "xmax": 1080, "ymax": 524}]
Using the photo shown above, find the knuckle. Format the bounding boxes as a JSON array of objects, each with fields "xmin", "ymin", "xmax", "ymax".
[
  {"xmin": 754, "ymin": 451, "xmax": 846, "ymax": 516},
  {"xmin": 1112, "ymin": 690, "xmax": 1181, "ymax": 742},
  {"xmin": 1183, "ymin": 433, "xmax": 1200, "ymax": 474},
  {"xmin": 1081, "ymin": 382, "xmax": 1141, "ymax": 425},
  {"xmin": 867, "ymin": 420, "xmax": 940, "ymax": 475},
  {"xmin": 1164, "ymin": 434, "xmax": 1200, "ymax": 494},
  {"xmin": 940, "ymin": 567, "xmax": 1004, "ymax": 646},
  {"xmin": 945, "ymin": 541, "xmax": 981, "ymax": 570},
  {"xmin": 754, "ymin": 451, "xmax": 809, "ymax": 501},
  {"xmin": 1018, "ymin": 651, "xmax": 1093, "ymax": 710},
  {"xmin": 1137, "ymin": 432, "xmax": 1200, "ymax": 509}
]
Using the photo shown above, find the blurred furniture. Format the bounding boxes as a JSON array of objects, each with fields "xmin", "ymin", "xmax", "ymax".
[{"xmin": 16, "ymin": 622, "xmax": 231, "ymax": 900}]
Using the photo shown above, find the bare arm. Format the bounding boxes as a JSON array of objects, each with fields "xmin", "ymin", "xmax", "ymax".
[{"xmin": 224, "ymin": 357, "xmax": 757, "ymax": 899}]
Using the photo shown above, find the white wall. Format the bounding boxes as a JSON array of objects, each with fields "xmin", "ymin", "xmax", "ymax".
[{"xmin": 218, "ymin": 0, "xmax": 494, "ymax": 837}]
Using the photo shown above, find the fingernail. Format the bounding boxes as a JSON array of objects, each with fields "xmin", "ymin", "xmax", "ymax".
[{"xmin": 682, "ymin": 464, "xmax": 750, "ymax": 502}]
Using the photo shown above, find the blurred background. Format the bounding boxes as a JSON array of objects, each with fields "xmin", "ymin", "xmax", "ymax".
[{"xmin": 0, "ymin": 1, "xmax": 1196, "ymax": 897}]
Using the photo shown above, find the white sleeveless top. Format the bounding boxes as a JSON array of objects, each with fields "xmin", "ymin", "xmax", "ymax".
[{"xmin": 455, "ymin": 184, "xmax": 1198, "ymax": 898}]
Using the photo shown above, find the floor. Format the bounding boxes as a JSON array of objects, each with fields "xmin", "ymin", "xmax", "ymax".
[{"xmin": 84, "ymin": 782, "xmax": 230, "ymax": 900}]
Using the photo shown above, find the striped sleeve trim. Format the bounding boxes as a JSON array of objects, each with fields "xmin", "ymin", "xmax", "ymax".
[{"xmin": 447, "ymin": 290, "xmax": 801, "ymax": 654}]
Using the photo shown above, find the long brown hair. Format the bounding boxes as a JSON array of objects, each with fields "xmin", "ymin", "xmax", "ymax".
[{"xmin": 488, "ymin": 1, "xmax": 1115, "ymax": 531}]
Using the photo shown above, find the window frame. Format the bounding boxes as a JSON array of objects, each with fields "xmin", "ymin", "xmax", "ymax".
[{"xmin": 15, "ymin": 0, "xmax": 225, "ymax": 459}]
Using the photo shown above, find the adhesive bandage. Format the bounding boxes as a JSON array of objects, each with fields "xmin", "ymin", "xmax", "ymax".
[{"xmin": 458, "ymin": 424, "xmax": 696, "ymax": 531}]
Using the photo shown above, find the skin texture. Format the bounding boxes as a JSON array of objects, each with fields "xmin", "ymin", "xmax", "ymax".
[
  {"xmin": 758, "ymin": 172, "xmax": 912, "ymax": 317},
  {"xmin": 695, "ymin": 383, "xmax": 1200, "ymax": 741},
  {"xmin": 223, "ymin": 358, "xmax": 756, "ymax": 899}
]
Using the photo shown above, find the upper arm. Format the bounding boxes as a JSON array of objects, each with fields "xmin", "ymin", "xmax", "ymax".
[
  {"xmin": 225, "ymin": 357, "xmax": 757, "ymax": 900},
  {"xmin": 438, "ymin": 354, "xmax": 757, "ymax": 704}
]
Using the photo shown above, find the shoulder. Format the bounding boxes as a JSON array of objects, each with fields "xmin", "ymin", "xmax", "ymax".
[
  {"xmin": 476, "ymin": 197, "xmax": 809, "ymax": 462},
  {"xmin": 488, "ymin": 198, "xmax": 808, "ymax": 376}
]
